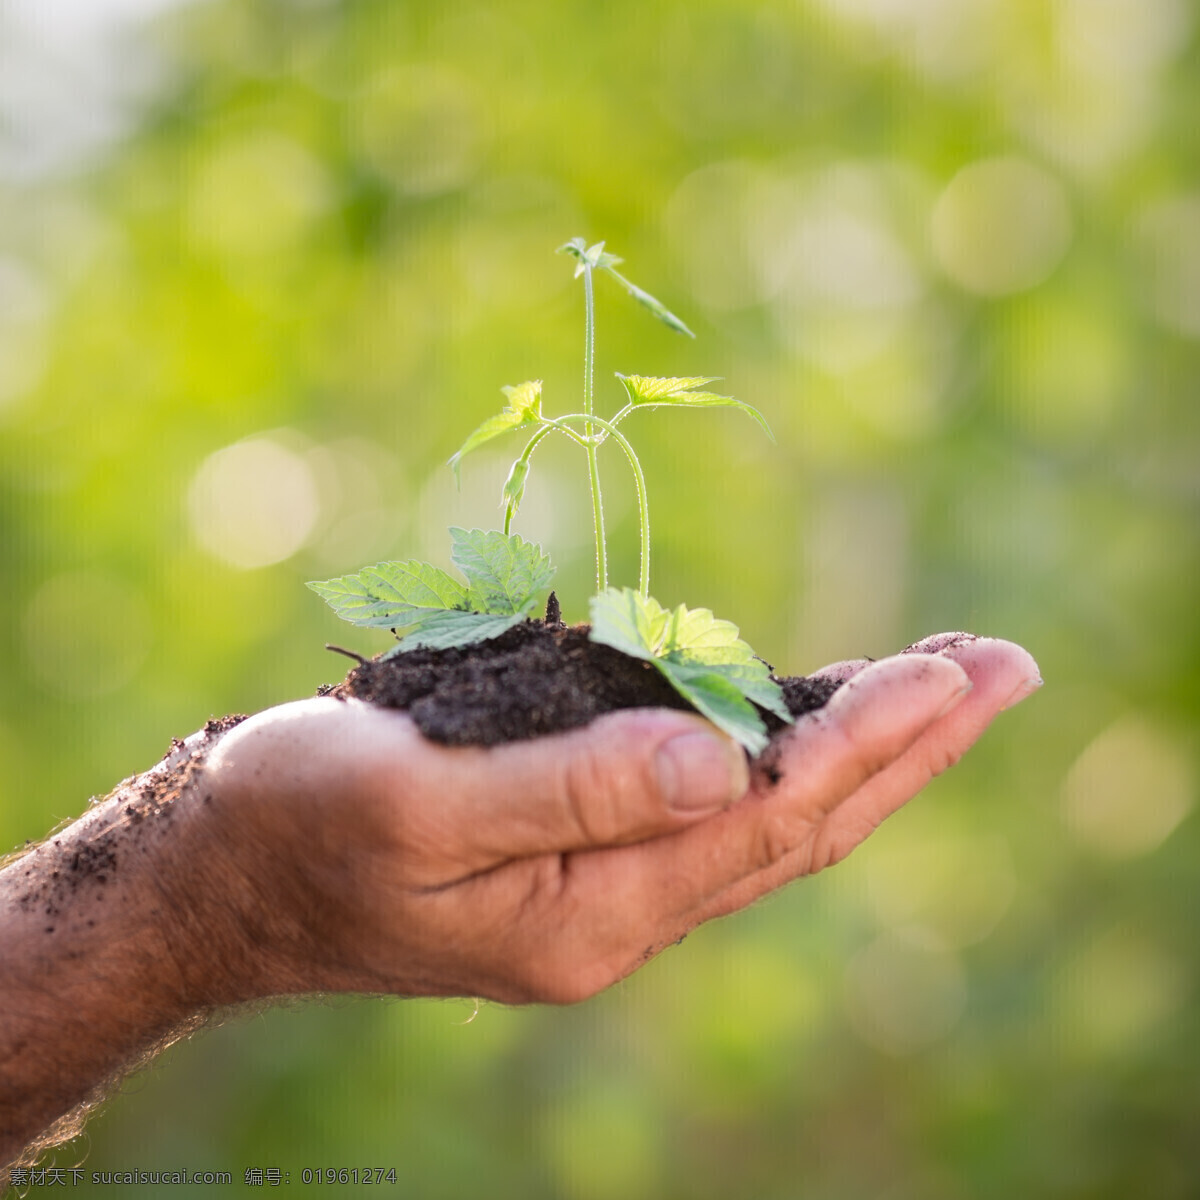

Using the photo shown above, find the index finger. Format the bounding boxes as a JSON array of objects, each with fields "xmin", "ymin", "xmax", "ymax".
[{"xmin": 691, "ymin": 635, "xmax": 1041, "ymax": 925}]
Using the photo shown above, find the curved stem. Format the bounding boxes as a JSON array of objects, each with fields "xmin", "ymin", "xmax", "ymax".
[
  {"xmin": 606, "ymin": 402, "xmax": 634, "ymax": 432},
  {"xmin": 556, "ymin": 412, "xmax": 650, "ymax": 598}
]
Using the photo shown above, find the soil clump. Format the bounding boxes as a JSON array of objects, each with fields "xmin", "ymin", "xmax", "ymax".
[{"xmin": 330, "ymin": 602, "xmax": 839, "ymax": 749}]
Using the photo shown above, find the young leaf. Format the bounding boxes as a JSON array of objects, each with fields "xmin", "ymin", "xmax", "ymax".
[
  {"xmin": 307, "ymin": 561, "xmax": 469, "ymax": 628},
  {"xmin": 450, "ymin": 527, "xmax": 555, "ymax": 616},
  {"xmin": 601, "ymin": 269, "xmax": 695, "ymax": 338},
  {"xmin": 589, "ymin": 587, "xmax": 791, "ymax": 754},
  {"xmin": 557, "ymin": 238, "xmax": 694, "ymax": 336},
  {"xmin": 501, "ymin": 379, "xmax": 544, "ymax": 420},
  {"xmin": 310, "ymin": 531, "xmax": 555, "ymax": 655},
  {"xmin": 617, "ymin": 374, "xmax": 774, "ymax": 441},
  {"xmin": 557, "ymin": 237, "xmax": 623, "ymax": 278},
  {"xmin": 448, "ymin": 380, "xmax": 543, "ymax": 483},
  {"xmin": 384, "ymin": 609, "xmax": 528, "ymax": 654},
  {"xmin": 586, "ymin": 586, "xmax": 672, "ymax": 661},
  {"xmin": 661, "ymin": 669, "xmax": 779, "ymax": 755}
]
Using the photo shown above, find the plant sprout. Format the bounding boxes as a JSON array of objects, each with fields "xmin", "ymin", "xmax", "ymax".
[
  {"xmin": 309, "ymin": 239, "xmax": 793, "ymax": 753},
  {"xmin": 450, "ymin": 237, "xmax": 771, "ymax": 599}
]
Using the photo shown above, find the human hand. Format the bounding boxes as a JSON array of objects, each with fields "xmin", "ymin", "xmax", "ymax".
[{"xmin": 179, "ymin": 633, "xmax": 1040, "ymax": 1008}]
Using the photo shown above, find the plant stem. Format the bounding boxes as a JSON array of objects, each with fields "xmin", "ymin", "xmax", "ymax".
[
  {"xmin": 555, "ymin": 412, "xmax": 650, "ymax": 598},
  {"xmin": 581, "ymin": 264, "xmax": 607, "ymax": 591}
]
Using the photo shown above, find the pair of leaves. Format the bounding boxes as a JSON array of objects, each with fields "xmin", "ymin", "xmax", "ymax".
[
  {"xmin": 448, "ymin": 375, "xmax": 772, "ymax": 512},
  {"xmin": 589, "ymin": 587, "xmax": 792, "ymax": 755},
  {"xmin": 307, "ymin": 528, "xmax": 554, "ymax": 653},
  {"xmin": 558, "ymin": 237, "xmax": 695, "ymax": 338}
]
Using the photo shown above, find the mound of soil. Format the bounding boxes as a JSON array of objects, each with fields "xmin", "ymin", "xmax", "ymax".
[{"xmin": 327, "ymin": 597, "xmax": 840, "ymax": 750}]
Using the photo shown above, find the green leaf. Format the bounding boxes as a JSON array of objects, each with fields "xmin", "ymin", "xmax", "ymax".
[
  {"xmin": 586, "ymin": 586, "xmax": 671, "ymax": 661},
  {"xmin": 307, "ymin": 561, "xmax": 469, "ymax": 628},
  {"xmin": 448, "ymin": 380, "xmax": 543, "ymax": 483},
  {"xmin": 500, "ymin": 379, "xmax": 543, "ymax": 419},
  {"xmin": 662, "ymin": 670, "xmax": 775, "ymax": 757},
  {"xmin": 311, "ymin": 531, "xmax": 555, "ymax": 655},
  {"xmin": 450, "ymin": 527, "xmax": 555, "ymax": 616},
  {"xmin": 602, "ymin": 270, "xmax": 695, "ymax": 337},
  {"xmin": 557, "ymin": 238, "xmax": 693, "ymax": 335},
  {"xmin": 617, "ymin": 374, "xmax": 774, "ymax": 440},
  {"xmin": 384, "ymin": 609, "xmax": 527, "ymax": 654},
  {"xmin": 589, "ymin": 588, "xmax": 792, "ymax": 753},
  {"xmin": 668, "ymin": 656, "xmax": 792, "ymax": 725}
]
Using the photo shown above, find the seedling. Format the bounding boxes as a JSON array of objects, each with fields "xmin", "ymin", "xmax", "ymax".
[{"xmin": 309, "ymin": 240, "xmax": 792, "ymax": 753}]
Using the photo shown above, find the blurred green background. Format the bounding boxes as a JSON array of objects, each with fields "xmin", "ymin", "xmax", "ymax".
[{"xmin": 2, "ymin": 0, "xmax": 1198, "ymax": 1195}]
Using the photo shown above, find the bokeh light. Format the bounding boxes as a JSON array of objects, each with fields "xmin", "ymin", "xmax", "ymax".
[
  {"xmin": 187, "ymin": 434, "xmax": 321, "ymax": 569},
  {"xmin": 1061, "ymin": 715, "xmax": 1195, "ymax": 860},
  {"xmin": 931, "ymin": 157, "xmax": 1073, "ymax": 297}
]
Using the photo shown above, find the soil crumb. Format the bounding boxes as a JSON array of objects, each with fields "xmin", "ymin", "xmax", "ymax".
[{"xmin": 332, "ymin": 620, "xmax": 840, "ymax": 749}]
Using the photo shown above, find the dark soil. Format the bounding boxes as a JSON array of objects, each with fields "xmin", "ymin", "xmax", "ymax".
[{"xmin": 328, "ymin": 597, "xmax": 840, "ymax": 751}]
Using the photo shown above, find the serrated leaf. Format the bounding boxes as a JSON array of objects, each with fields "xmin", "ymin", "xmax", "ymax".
[
  {"xmin": 384, "ymin": 609, "xmax": 527, "ymax": 653},
  {"xmin": 307, "ymin": 561, "xmax": 469, "ymax": 628},
  {"xmin": 589, "ymin": 588, "xmax": 791, "ymax": 752},
  {"xmin": 450, "ymin": 527, "xmax": 555, "ymax": 616},
  {"xmin": 663, "ymin": 670, "xmax": 772, "ymax": 757},
  {"xmin": 500, "ymin": 379, "xmax": 543, "ymax": 420},
  {"xmin": 448, "ymin": 381, "xmax": 543, "ymax": 482},
  {"xmin": 312, "ymin": 531, "xmax": 555, "ymax": 655},
  {"xmin": 668, "ymin": 656, "xmax": 791, "ymax": 725},
  {"xmin": 586, "ymin": 586, "xmax": 671, "ymax": 661},
  {"xmin": 617, "ymin": 374, "xmax": 774, "ymax": 441}
]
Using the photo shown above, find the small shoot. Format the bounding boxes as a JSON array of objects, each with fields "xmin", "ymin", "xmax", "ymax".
[
  {"xmin": 450, "ymin": 239, "xmax": 771, "ymax": 599},
  {"xmin": 557, "ymin": 237, "xmax": 695, "ymax": 337},
  {"xmin": 308, "ymin": 527, "xmax": 553, "ymax": 653},
  {"xmin": 314, "ymin": 239, "xmax": 793, "ymax": 754}
]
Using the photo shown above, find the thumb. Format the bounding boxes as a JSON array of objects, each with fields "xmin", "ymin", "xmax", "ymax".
[{"xmin": 441, "ymin": 708, "xmax": 750, "ymax": 867}]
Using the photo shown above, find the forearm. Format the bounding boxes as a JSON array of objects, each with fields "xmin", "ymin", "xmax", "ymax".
[{"xmin": 0, "ymin": 720, "xmax": 245, "ymax": 1172}]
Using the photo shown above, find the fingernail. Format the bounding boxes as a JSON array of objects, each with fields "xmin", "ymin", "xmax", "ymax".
[
  {"xmin": 936, "ymin": 680, "xmax": 974, "ymax": 719},
  {"xmin": 656, "ymin": 732, "xmax": 749, "ymax": 814},
  {"xmin": 1001, "ymin": 675, "xmax": 1044, "ymax": 710},
  {"xmin": 826, "ymin": 655, "xmax": 970, "ymax": 746}
]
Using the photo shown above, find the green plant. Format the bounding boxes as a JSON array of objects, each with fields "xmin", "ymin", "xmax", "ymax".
[{"xmin": 309, "ymin": 240, "xmax": 792, "ymax": 753}]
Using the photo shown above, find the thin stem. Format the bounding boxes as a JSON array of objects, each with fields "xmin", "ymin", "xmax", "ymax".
[
  {"xmin": 540, "ymin": 417, "xmax": 593, "ymax": 446},
  {"xmin": 556, "ymin": 412, "xmax": 650, "ymax": 598},
  {"xmin": 583, "ymin": 266, "xmax": 596, "ymax": 422},
  {"xmin": 581, "ymin": 264, "xmax": 607, "ymax": 590},
  {"xmin": 605, "ymin": 402, "xmax": 635, "ymax": 432},
  {"xmin": 586, "ymin": 444, "xmax": 606, "ymax": 591}
]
